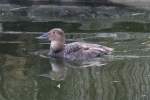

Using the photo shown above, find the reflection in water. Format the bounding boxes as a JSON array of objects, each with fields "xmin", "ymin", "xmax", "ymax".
[
  {"xmin": 0, "ymin": 32, "xmax": 150, "ymax": 100},
  {"xmin": 40, "ymin": 59, "xmax": 68, "ymax": 81}
]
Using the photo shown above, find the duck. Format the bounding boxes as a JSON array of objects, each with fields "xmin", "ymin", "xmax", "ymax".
[{"xmin": 37, "ymin": 28, "xmax": 113, "ymax": 61}]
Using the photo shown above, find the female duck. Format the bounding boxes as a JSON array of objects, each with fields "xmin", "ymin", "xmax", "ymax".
[{"xmin": 38, "ymin": 28, "xmax": 113, "ymax": 61}]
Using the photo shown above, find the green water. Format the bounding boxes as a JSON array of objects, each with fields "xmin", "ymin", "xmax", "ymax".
[{"xmin": 0, "ymin": 30, "xmax": 150, "ymax": 100}]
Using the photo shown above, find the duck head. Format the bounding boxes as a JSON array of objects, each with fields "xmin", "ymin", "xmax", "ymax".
[{"xmin": 47, "ymin": 28, "xmax": 65, "ymax": 51}]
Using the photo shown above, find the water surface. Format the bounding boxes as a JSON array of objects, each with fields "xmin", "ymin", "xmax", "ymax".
[{"xmin": 0, "ymin": 32, "xmax": 150, "ymax": 100}]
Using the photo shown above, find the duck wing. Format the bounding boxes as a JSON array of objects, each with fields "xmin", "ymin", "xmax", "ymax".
[
  {"xmin": 63, "ymin": 42, "xmax": 113, "ymax": 60},
  {"xmin": 78, "ymin": 42, "xmax": 113, "ymax": 55},
  {"xmin": 64, "ymin": 42, "xmax": 83, "ymax": 54}
]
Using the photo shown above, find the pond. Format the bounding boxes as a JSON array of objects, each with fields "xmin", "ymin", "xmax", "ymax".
[{"xmin": 0, "ymin": 28, "xmax": 150, "ymax": 100}]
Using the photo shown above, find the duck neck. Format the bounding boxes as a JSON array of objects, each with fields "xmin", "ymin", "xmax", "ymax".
[{"xmin": 50, "ymin": 41, "xmax": 64, "ymax": 53}]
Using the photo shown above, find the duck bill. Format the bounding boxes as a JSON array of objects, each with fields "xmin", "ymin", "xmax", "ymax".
[{"xmin": 36, "ymin": 32, "xmax": 48, "ymax": 40}]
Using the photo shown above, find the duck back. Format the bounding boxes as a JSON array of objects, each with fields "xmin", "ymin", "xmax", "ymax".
[{"xmin": 63, "ymin": 42, "xmax": 113, "ymax": 61}]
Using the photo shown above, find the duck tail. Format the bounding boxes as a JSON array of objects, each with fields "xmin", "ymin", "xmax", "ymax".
[
  {"xmin": 103, "ymin": 46, "xmax": 113, "ymax": 54},
  {"xmin": 94, "ymin": 46, "xmax": 113, "ymax": 55}
]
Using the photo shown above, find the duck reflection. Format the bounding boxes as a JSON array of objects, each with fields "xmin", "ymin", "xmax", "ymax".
[{"xmin": 40, "ymin": 58, "xmax": 68, "ymax": 81}]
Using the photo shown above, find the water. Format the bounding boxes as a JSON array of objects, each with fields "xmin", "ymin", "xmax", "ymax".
[{"xmin": 0, "ymin": 30, "xmax": 150, "ymax": 100}]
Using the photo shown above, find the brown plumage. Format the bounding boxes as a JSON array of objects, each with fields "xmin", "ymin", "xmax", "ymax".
[{"xmin": 46, "ymin": 28, "xmax": 113, "ymax": 61}]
